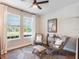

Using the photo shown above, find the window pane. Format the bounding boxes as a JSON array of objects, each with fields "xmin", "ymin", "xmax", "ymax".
[
  {"xmin": 7, "ymin": 13, "xmax": 20, "ymax": 40},
  {"xmin": 23, "ymin": 17, "xmax": 32, "ymax": 38}
]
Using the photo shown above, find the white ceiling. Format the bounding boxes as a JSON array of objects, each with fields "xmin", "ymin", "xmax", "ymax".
[{"xmin": 1, "ymin": 0, "xmax": 79, "ymax": 15}]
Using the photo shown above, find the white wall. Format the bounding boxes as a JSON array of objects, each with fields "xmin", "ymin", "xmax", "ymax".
[
  {"xmin": 35, "ymin": 15, "xmax": 41, "ymax": 33},
  {"xmin": 40, "ymin": 3, "xmax": 79, "ymax": 52}
]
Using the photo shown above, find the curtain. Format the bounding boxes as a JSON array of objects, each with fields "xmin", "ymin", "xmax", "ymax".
[
  {"xmin": 0, "ymin": 4, "xmax": 7, "ymax": 54},
  {"xmin": 31, "ymin": 15, "xmax": 36, "ymax": 45}
]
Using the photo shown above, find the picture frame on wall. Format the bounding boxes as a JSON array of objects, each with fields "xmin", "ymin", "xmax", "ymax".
[{"xmin": 48, "ymin": 18, "xmax": 57, "ymax": 33}]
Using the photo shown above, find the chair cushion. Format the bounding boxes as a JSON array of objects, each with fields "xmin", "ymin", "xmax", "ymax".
[
  {"xmin": 35, "ymin": 34, "xmax": 42, "ymax": 43},
  {"xmin": 35, "ymin": 38, "xmax": 42, "ymax": 43},
  {"xmin": 55, "ymin": 38, "xmax": 63, "ymax": 45},
  {"xmin": 33, "ymin": 45, "xmax": 46, "ymax": 52}
]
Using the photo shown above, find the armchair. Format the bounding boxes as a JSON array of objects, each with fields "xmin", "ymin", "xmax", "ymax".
[
  {"xmin": 34, "ymin": 33, "xmax": 43, "ymax": 45},
  {"xmin": 32, "ymin": 33, "xmax": 46, "ymax": 59},
  {"xmin": 46, "ymin": 34, "xmax": 69, "ymax": 55}
]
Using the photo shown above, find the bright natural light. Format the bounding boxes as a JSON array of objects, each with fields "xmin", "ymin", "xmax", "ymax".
[
  {"xmin": 7, "ymin": 13, "xmax": 20, "ymax": 40},
  {"xmin": 6, "ymin": 12, "xmax": 33, "ymax": 40},
  {"xmin": 23, "ymin": 17, "xmax": 32, "ymax": 38}
]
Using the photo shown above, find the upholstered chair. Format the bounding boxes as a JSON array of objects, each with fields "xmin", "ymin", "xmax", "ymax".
[{"xmin": 32, "ymin": 33, "xmax": 46, "ymax": 59}]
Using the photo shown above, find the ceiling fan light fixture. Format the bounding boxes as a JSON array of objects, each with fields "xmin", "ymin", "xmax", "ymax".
[
  {"xmin": 33, "ymin": 4, "xmax": 37, "ymax": 8},
  {"xmin": 32, "ymin": 0, "xmax": 49, "ymax": 9}
]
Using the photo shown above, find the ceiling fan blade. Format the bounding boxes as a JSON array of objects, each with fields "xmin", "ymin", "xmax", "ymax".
[
  {"xmin": 37, "ymin": 5, "xmax": 42, "ymax": 9},
  {"xmin": 37, "ymin": 1, "xmax": 49, "ymax": 4}
]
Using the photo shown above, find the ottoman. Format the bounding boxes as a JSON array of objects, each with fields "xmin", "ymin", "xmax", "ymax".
[{"xmin": 32, "ymin": 45, "xmax": 46, "ymax": 59}]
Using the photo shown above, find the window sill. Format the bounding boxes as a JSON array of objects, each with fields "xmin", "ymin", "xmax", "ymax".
[{"xmin": 7, "ymin": 39, "xmax": 32, "ymax": 51}]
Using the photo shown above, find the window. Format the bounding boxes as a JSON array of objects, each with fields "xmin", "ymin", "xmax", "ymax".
[
  {"xmin": 7, "ymin": 13, "xmax": 20, "ymax": 40},
  {"xmin": 23, "ymin": 17, "xmax": 32, "ymax": 38},
  {"xmin": 6, "ymin": 12, "xmax": 33, "ymax": 41}
]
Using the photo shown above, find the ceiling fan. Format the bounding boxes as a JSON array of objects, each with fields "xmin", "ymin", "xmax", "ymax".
[
  {"xmin": 32, "ymin": 0, "xmax": 49, "ymax": 9},
  {"xmin": 21, "ymin": 0, "xmax": 49, "ymax": 9}
]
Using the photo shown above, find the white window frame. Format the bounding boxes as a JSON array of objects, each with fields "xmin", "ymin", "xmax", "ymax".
[{"xmin": 6, "ymin": 12, "xmax": 20, "ymax": 41}]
